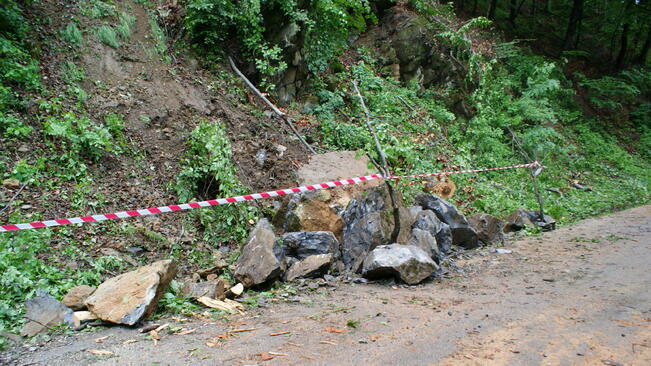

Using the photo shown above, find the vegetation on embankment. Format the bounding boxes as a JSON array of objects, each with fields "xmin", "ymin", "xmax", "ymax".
[{"xmin": 0, "ymin": 0, "xmax": 649, "ymax": 348}]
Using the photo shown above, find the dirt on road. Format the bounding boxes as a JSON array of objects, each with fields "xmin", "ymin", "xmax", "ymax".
[{"xmin": 3, "ymin": 205, "xmax": 650, "ymax": 366}]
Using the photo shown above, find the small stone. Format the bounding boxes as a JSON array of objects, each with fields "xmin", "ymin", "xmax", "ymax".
[
  {"xmin": 2, "ymin": 179, "xmax": 20, "ymax": 189},
  {"xmin": 323, "ymin": 274, "xmax": 335, "ymax": 282},
  {"xmin": 291, "ymin": 296, "xmax": 301, "ymax": 303},
  {"xmin": 308, "ymin": 282, "xmax": 319, "ymax": 290},
  {"xmin": 62, "ymin": 285, "xmax": 96, "ymax": 311},
  {"xmin": 285, "ymin": 254, "xmax": 333, "ymax": 281},
  {"xmin": 495, "ymin": 248, "xmax": 512, "ymax": 254},
  {"xmin": 228, "ymin": 283, "xmax": 244, "ymax": 298},
  {"xmin": 181, "ymin": 280, "xmax": 226, "ymax": 300},
  {"xmin": 353, "ymin": 277, "xmax": 368, "ymax": 284},
  {"xmin": 126, "ymin": 246, "xmax": 145, "ymax": 256}
]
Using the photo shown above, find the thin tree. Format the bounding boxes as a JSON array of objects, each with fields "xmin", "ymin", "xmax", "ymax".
[
  {"xmin": 488, "ymin": 0, "xmax": 499, "ymax": 19},
  {"xmin": 563, "ymin": 0, "xmax": 584, "ymax": 50}
]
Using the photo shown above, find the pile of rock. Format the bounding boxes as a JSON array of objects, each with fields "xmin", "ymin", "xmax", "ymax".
[{"xmin": 233, "ymin": 182, "xmax": 553, "ymax": 288}]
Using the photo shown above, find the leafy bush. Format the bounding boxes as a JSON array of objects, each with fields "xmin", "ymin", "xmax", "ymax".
[
  {"xmin": 175, "ymin": 121, "xmax": 258, "ymax": 244},
  {"xmin": 80, "ymin": 0, "xmax": 117, "ymax": 19},
  {"xmin": 43, "ymin": 112, "xmax": 116, "ymax": 161}
]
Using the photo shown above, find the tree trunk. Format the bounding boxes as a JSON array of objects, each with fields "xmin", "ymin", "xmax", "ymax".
[
  {"xmin": 472, "ymin": 0, "xmax": 478, "ymax": 15},
  {"xmin": 637, "ymin": 24, "xmax": 651, "ymax": 64},
  {"xmin": 488, "ymin": 0, "xmax": 498, "ymax": 19},
  {"xmin": 509, "ymin": 0, "xmax": 518, "ymax": 26},
  {"xmin": 531, "ymin": 0, "xmax": 537, "ymax": 16},
  {"xmin": 546, "ymin": 0, "xmax": 552, "ymax": 13},
  {"xmin": 616, "ymin": 23, "xmax": 630, "ymax": 70},
  {"xmin": 563, "ymin": 0, "xmax": 584, "ymax": 50}
]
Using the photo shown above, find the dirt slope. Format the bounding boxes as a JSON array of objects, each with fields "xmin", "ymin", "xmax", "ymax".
[{"xmin": 3, "ymin": 205, "xmax": 649, "ymax": 365}]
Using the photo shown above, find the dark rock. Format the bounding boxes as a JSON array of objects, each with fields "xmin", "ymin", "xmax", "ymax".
[
  {"xmin": 412, "ymin": 209, "xmax": 452, "ymax": 256},
  {"xmin": 234, "ymin": 219, "xmax": 285, "ymax": 287},
  {"xmin": 285, "ymin": 254, "xmax": 333, "ymax": 281},
  {"xmin": 468, "ymin": 213, "xmax": 505, "ymax": 245},
  {"xmin": 407, "ymin": 228, "xmax": 440, "ymax": 260},
  {"xmin": 21, "ymin": 291, "xmax": 73, "ymax": 337},
  {"xmin": 415, "ymin": 194, "xmax": 479, "ymax": 249},
  {"xmin": 62, "ymin": 285, "xmax": 95, "ymax": 311},
  {"xmin": 505, "ymin": 209, "xmax": 556, "ymax": 232},
  {"xmin": 342, "ymin": 210, "xmax": 395, "ymax": 273},
  {"xmin": 362, "ymin": 244, "xmax": 438, "ymax": 285},
  {"xmin": 84, "ymin": 260, "xmax": 177, "ymax": 326},
  {"xmin": 280, "ymin": 231, "xmax": 340, "ymax": 260}
]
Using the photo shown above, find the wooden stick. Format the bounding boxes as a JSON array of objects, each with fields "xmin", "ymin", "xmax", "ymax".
[
  {"xmin": 270, "ymin": 331, "xmax": 291, "ymax": 336},
  {"xmin": 229, "ymin": 328, "xmax": 257, "ymax": 333},
  {"xmin": 228, "ymin": 56, "xmax": 316, "ymax": 154}
]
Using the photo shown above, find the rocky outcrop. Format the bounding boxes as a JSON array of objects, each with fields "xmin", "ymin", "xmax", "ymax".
[
  {"xmin": 21, "ymin": 291, "xmax": 73, "ymax": 337},
  {"xmin": 362, "ymin": 244, "xmax": 438, "ymax": 285},
  {"xmin": 280, "ymin": 231, "xmax": 340, "ymax": 260},
  {"xmin": 285, "ymin": 254, "xmax": 333, "ymax": 281},
  {"xmin": 468, "ymin": 213, "xmax": 505, "ymax": 245},
  {"xmin": 416, "ymin": 194, "xmax": 479, "ymax": 249},
  {"xmin": 84, "ymin": 260, "xmax": 177, "ymax": 326},
  {"xmin": 62, "ymin": 285, "xmax": 95, "ymax": 311},
  {"xmin": 234, "ymin": 219, "xmax": 285, "ymax": 287}
]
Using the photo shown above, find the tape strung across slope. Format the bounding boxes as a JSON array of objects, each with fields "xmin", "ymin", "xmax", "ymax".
[{"xmin": 0, "ymin": 162, "xmax": 541, "ymax": 232}]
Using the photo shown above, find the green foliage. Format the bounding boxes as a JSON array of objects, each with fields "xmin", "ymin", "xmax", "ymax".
[
  {"xmin": 59, "ymin": 61, "xmax": 85, "ymax": 83},
  {"xmin": 0, "ymin": 228, "xmax": 125, "ymax": 347},
  {"xmin": 96, "ymin": 25, "xmax": 120, "ymax": 48},
  {"xmin": 147, "ymin": 13, "xmax": 171, "ymax": 63},
  {"xmin": 43, "ymin": 112, "xmax": 117, "ymax": 161},
  {"xmin": 59, "ymin": 22, "xmax": 83, "ymax": 47},
  {"xmin": 185, "ymin": 0, "xmax": 375, "ymax": 84},
  {"xmin": 80, "ymin": 0, "xmax": 118, "ymax": 19},
  {"xmin": 175, "ymin": 121, "xmax": 258, "ymax": 244},
  {"xmin": 116, "ymin": 12, "xmax": 136, "ymax": 41}
]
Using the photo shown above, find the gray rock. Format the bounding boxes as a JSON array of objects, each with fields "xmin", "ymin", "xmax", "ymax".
[
  {"xmin": 505, "ymin": 209, "xmax": 556, "ymax": 232},
  {"xmin": 234, "ymin": 219, "xmax": 284, "ymax": 287},
  {"xmin": 341, "ymin": 186, "xmax": 400, "ymax": 272},
  {"xmin": 415, "ymin": 194, "xmax": 479, "ymax": 249},
  {"xmin": 395, "ymin": 206, "xmax": 424, "ymax": 244},
  {"xmin": 285, "ymin": 254, "xmax": 333, "ymax": 281},
  {"xmin": 84, "ymin": 260, "xmax": 177, "ymax": 326},
  {"xmin": 280, "ymin": 231, "xmax": 340, "ymax": 260},
  {"xmin": 407, "ymin": 228, "xmax": 440, "ymax": 259},
  {"xmin": 362, "ymin": 244, "xmax": 438, "ymax": 285},
  {"xmin": 21, "ymin": 291, "xmax": 73, "ymax": 337},
  {"xmin": 468, "ymin": 213, "xmax": 505, "ymax": 245},
  {"xmin": 412, "ymin": 210, "xmax": 452, "ymax": 256},
  {"xmin": 62, "ymin": 285, "xmax": 95, "ymax": 311},
  {"xmin": 181, "ymin": 280, "xmax": 226, "ymax": 300}
]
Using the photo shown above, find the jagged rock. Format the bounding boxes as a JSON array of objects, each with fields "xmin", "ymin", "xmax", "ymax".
[
  {"xmin": 468, "ymin": 213, "xmax": 505, "ymax": 245},
  {"xmin": 67, "ymin": 311, "xmax": 98, "ymax": 328},
  {"xmin": 342, "ymin": 210, "xmax": 395, "ymax": 273},
  {"xmin": 21, "ymin": 291, "xmax": 73, "ymax": 337},
  {"xmin": 395, "ymin": 206, "xmax": 424, "ymax": 244},
  {"xmin": 181, "ymin": 280, "xmax": 226, "ymax": 300},
  {"xmin": 407, "ymin": 228, "xmax": 440, "ymax": 259},
  {"xmin": 84, "ymin": 260, "xmax": 177, "ymax": 326},
  {"xmin": 341, "ymin": 186, "xmax": 402, "ymax": 272},
  {"xmin": 62, "ymin": 285, "xmax": 95, "ymax": 311},
  {"xmin": 415, "ymin": 194, "xmax": 479, "ymax": 249},
  {"xmin": 285, "ymin": 254, "xmax": 333, "ymax": 281},
  {"xmin": 234, "ymin": 219, "xmax": 285, "ymax": 287},
  {"xmin": 280, "ymin": 231, "xmax": 340, "ymax": 260},
  {"xmin": 362, "ymin": 244, "xmax": 438, "ymax": 285},
  {"xmin": 281, "ymin": 190, "xmax": 345, "ymax": 240},
  {"xmin": 412, "ymin": 210, "xmax": 453, "ymax": 256}
]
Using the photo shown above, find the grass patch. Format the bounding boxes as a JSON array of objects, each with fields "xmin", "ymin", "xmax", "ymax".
[
  {"xmin": 59, "ymin": 22, "xmax": 83, "ymax": 46},
  {"xmin": 96, "ymin": 25, "xmax": 119, "ymax": 48},
  {"xmin": 116, "ymin": 12, "xmax": 136, "ymax": 41}
]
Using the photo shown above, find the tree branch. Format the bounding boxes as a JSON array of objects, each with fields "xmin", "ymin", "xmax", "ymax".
[{"xmin": 228, "ymin": 56, "xmax": 316, "ymax": 154}]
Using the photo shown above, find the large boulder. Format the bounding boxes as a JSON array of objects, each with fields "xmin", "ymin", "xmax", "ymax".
[
  {"xmin": 21, "ymin": 291, "xmax": 73, "ymax": 337},
  {"xmin": 341, "ymin": 186, "xmax": 401, "ymax": 272},
  {"xmin": 406, "ymin": 228, "xmax": 440, "ymax": 260},
  {"xmin": 280, "ymin": 231, "xmax": 340, "ymax": 260},
  {"xmin": 234, "ymin": 219, "xmax": 285, "ymax": 287},
  {"xmin": 468, "ymin": 213, "xmax": 505, "ymax": 245},
  {"xmin": 362, "ymin": 244, "xmax": 438, "ymax": 285},
  {"xmin": 415, "ymin": 194, "xmax": 479, "ymax": 249},
  {"xmin": 395, "ymin": 206, "xmax": 424, "ymax": 244},
  {"xmin": 284, "ymin": 254, "xmax": 333, "ymax": 281},
  {"xmin": 84, "ymin": 260, "xmax": 177, "ymax": 326},
  {"xmin": 62, "ymin": 285, "xmax": 95, "ymax": 311}
]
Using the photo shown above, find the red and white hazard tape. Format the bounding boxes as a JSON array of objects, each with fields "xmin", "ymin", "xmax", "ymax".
[{"xmin": 0, "ymin": 161, "xmax": 540, "ymax": 232}]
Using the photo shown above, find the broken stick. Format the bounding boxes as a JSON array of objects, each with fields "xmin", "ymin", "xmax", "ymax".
[{"xmin": 228, "ymin": 56, "xmax": 316, "ymax": 154}]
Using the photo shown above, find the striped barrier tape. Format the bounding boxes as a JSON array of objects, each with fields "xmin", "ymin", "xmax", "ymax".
[{"xmin": 0, "ymin": 161, "xmax": 541, "ymax": 232}]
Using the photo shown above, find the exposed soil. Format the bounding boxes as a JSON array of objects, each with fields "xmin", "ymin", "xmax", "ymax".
[{"xmin": 3, "ymin": 205, "xmax": 649, "ymax": 365}]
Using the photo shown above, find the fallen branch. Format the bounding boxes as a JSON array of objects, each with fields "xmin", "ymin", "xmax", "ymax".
[
  {"xmin": 228, "ymin": 56, "xmax": 316, "ymax": 154},
  {"xmin": 270, "ymin": 331, "xmax": 291, "ymax": 336}
]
